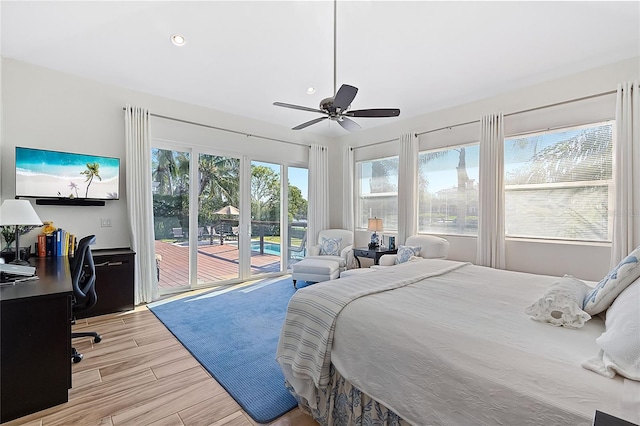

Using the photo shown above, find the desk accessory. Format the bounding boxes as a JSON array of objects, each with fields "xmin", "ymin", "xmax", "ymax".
[{"xmin": 0, "ymin": 200, "xmax": 43, "ymax": 265}]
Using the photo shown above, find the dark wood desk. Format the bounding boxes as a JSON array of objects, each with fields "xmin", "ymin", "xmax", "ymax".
[
  {"xmin": 0, "ymin": 257, "xmax": 72, "ymax": 423},
  {"xmin": 353, "ymin": 247, "xmax": 398, "ymax": 267}
]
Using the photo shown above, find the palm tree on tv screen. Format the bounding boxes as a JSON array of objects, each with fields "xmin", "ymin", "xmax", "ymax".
[{"xmin": 81, "ymin": 162, "xmax": 102, "ymax": 198}]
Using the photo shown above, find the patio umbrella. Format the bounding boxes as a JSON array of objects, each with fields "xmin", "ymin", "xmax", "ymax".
[{"xmin": 214, "ymin": 205, "xmax": 240, "ymax": 215}]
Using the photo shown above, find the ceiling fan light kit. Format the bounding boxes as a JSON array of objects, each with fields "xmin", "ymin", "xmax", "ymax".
[{"xmin": 273, "ymin": 1, "xmax": 400, "ymax": 132}]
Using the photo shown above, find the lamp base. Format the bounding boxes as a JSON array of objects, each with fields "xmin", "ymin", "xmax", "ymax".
[
  {"xmin": 1, "ymin": 247, "xmax": 31, "ymax": 264},
  {"xmin": 8, "ymin": 258, "xmax": 31, "ymax": 266}
]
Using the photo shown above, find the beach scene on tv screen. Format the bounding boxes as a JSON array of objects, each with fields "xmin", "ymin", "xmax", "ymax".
[{"xmin": 16, "ymin": 148, "xmax": 119, "ymax": 199}]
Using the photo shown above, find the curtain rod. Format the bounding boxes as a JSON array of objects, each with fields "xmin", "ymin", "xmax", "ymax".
[
  {"xmin": 353, "ymin": 89, "xmax": 617, "ymax": 150},
  {"xmin": 122, "ymin": 107, "xmax": 310, "ymax": 148},
  {"xmin": 415, "ymin": 89, "xmax": 617, "ymax": 137}
]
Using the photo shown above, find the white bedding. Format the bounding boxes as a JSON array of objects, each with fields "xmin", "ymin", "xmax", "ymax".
[{"xmin": 278, "ymin": 259, "xmax": 639, "ymax": 425}]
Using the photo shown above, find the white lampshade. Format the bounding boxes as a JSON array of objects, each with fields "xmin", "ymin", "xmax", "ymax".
[
  {"xmin": 0, "ymin": 199, "xmax": 43, "ymax": 226},
  {"xmin": 367, "ymin": 217, "xmax": 383, "ymax": 232}
]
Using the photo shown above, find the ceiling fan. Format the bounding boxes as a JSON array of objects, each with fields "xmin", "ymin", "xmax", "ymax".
[{"xmin": 273, "ymin": 1, "xmax": 401, "ymax": 132}]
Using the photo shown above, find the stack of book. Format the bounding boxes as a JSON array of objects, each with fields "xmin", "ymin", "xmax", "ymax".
[{"xmin": 37, "ymin": 229, "xmax": 76, "ymax": 257}]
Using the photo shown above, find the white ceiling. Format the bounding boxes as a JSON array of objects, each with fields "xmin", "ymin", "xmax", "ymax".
[{"xmin": 2, "ymin": 1, "xmax": 639, "ymax": 138}]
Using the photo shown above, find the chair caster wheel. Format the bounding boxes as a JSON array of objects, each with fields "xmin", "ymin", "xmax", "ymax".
[
  {"xmin": 72, "ymin": 353, "xmax": 83, "ymax": 363},
  {"xmin": 94, "ymin": 335, "xmax": 102, "ymax": 343}
]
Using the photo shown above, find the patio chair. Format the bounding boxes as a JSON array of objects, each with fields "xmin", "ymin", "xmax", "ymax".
[
  {"xmin": 209, "ymin": 226, "xmax": 223, "ymax": 245},
  {"xmin": 288, "ymin": 232, "xmax": 307, "ymax": 259},
  {"xmin": 172, "ymin": 227, "xmax": 184, "ymax": 241}
]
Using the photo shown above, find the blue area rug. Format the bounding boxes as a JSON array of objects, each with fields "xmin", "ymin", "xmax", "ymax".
[{"xmin": 149, "ymin": 277, "xmax": 310, "ymax": 423}]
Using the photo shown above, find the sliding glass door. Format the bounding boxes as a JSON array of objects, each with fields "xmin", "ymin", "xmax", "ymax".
[
  {"xmin": 250, "ymin": 161, "xmax": 282, "ymax": 277},
  {"xmin": 152, "ymin": 144, "xmax": 306, "ymax": 293},
  {"xmin": 287, "ymin": 166, "xmax": 308, "ymax": 270},
  {"xmin": 151, "ymin": 147, "xmax": 191, "ymax": 293},
  {"xmin": 196, "ymin": 153, "xmax": 241, "ymax": 284}
]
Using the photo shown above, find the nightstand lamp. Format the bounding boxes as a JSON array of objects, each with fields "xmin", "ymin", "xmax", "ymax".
[
  {"xmin": 0, "ymin": 199, "xmax": 43, "ymax": 265},
  {"xmin": 367, "ymin": 217, "xmax": 383, "ymax": 249}
]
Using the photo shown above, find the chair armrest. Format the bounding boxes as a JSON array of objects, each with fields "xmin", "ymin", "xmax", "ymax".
[
  {"xmin": 341, "ymin": 244, "xmax": 354, "ymax": 269},
  {"xmin": 340, "ymin": 244, "xmax": 354, "ymax": 258},
  {"xmin": 378, "ymin": 254, "xmax": 397, "ymax": 266},
  {"xmin": 308, "ymin": 245, "xmax": 321, "ymax": 256}
]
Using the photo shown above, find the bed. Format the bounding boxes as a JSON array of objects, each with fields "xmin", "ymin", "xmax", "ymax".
[{"xmin": 276, "ymin": 259, "xmax": 640, "ymax": 425}]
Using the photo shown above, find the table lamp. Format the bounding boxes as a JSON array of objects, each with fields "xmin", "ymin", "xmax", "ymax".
[
  {"xmin": 367, "ymin": 217, "xmax": 383, "ymax": 249},
  {"xmin": 0, "ymin": 199, "xmax": 43, "ymax": 265}
]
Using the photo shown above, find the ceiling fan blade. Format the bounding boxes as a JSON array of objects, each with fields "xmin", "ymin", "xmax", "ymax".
[
  {"xmin": 333, "ymin": 84, "xmax": 358, "ymax": 110},
  {"xmin": 346, "ymin": 108, "xmax": 401, "ymax": 118},
  {"xmin": 338, "ymin": 117, "xmax": 362, "ymax": 132},
  {"xmin": 292, "ymin": 116, "xmax": 329, "ymax": 130},
  {"xmin": 273, "ymin": 102, "xmax": 325, "ymax": 114}
]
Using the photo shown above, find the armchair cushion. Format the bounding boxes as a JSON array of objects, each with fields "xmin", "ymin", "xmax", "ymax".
[
  {"xmin": 395, "ymin": 245, "xmax": 422, "ymax": 264},
  {"xmin": 319, "ymin": 237, "xmax": 342, "ymax": 256}
]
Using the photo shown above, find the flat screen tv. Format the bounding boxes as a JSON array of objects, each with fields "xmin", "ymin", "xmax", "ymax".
[{"xmin": 15, "ymin": 147, "xmax": 120, "ymax": 200}]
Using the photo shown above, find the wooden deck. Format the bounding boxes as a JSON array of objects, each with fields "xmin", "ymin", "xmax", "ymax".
[{"xmin": 155, "ymin": 240, "xmax": 282, "ymax": 290}]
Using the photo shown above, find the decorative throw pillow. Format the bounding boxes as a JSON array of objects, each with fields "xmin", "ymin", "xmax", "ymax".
[
  {"xmin": 525, "ymin": 275, "xmax": 592, "ymax": 328},
  {"xmin": 395, "ymin": 245, "xmax": 422, "ymax": 264},
  {"xmin": 319, "ymin": 237, "xmax": 342, "ymax": 256},
  {"xmin": 594, "ymin": 279, "xmax": 640, "ymax": 380},
  {"xmin": 583, "ymin": 245, "xmax": 640, "ymax": 315}
]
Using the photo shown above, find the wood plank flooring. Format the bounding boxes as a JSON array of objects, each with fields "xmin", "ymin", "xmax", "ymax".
[{"xmin": 3, "ymin": 307, "xmax": 317, "ymax": 426}]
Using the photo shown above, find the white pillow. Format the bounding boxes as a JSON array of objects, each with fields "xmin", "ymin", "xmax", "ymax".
[
  {"xmin": 583, "ymin": 245, "xmax": 640, "ymax": 315},
  {"xmin": 395, "ymin": 245, "xmax": 422, "ymax": 264},
  {"xmin": 525, "ymin": 275, "xmax": 592, "ymax": 328},
  {"xmin": 319, "ymin": 237, "xmax": 342, "ymax": 256},
  {"xmin": 595, "ymin": 279, "xmax": 640, "ymax": 380}
]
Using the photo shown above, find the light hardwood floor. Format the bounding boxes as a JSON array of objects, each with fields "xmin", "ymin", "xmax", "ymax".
[{"xmin": 3, "ymin": 307, "xmax": 317, "ymax": 426}]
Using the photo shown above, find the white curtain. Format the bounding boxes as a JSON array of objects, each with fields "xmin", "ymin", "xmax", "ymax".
[
  {"xmin": 342, "ymin": 146, "xmax": 354, "ymax": 232},
  {"xmin": 124, "ymin": 105, "xmax": 159, "ymax": 304},
  {"xmin": 611, "ymin": 81, "xmax": 640, "ymax": 265},
  {"xmin": 397, "ymin": 133, "xmax": 418, "ymax": 244},
  {"xmin": 308, "ymin": 144, "xmax": 329, "ymax": 246},
  {"xmin": 476, "ymin": 113, "xmax": 506, "ymax": 269}
]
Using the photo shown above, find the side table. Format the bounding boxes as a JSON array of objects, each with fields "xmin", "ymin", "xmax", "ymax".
[{"xmin": 353, "ymin": 247, "xmax": 398, "ymax": 267}]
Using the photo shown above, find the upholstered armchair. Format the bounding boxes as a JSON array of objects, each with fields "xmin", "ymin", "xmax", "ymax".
[
  {"xmin": 305, "ymin": 229, "xmax": 355, "ymax": 272},
  {"xmin": 375, "ymin": 235, "xmax": 450, "ymax": 267}
]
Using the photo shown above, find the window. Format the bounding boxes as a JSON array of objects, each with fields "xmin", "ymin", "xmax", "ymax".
[
  {"xmin": 504, "ymin": 122, "xmax": 613, "ymax": 242},
  {"xmin": 417, "ymin": 144, "xmax": 479, "ymax": 235},
  {"xmin": 356, "ymin": 156, "xmax": 399, "ymax": 230}
]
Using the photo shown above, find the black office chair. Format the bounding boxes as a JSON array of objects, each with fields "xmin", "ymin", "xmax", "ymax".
[{"xmin": 70, "ymin": 235, "xmax": 102, "ymax": 363}]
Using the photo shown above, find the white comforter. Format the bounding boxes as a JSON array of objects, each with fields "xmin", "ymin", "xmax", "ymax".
[{"xmin": 277, "ymin": 259, "xmax": 638, "ymax": 425}]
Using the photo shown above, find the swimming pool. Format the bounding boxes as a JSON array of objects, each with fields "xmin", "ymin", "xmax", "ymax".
[{"xmin": 251, "ymin": 241, "xmax": 281, "ymax": 256}]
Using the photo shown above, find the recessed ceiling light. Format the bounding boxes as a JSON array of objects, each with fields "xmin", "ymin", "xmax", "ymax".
[
  {"xmin": 171, "ymin": 34, "xmax": 186, "ymax": 46},
  {"xmin": 307, "ymin": 87, "xmax": 316, "ymax": 94}
]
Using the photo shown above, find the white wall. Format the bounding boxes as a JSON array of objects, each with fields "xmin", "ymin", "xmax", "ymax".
[
  {"xmin": 331, "ymin": 56, "xmax": 639, "ymax": 281},
  {"xmin": 4, "ymin": 56, "xmax": 637, "ymax": 281},
  {"xmin": 1, "ymin": 59, "xmax": 327, "ymax": 251}
]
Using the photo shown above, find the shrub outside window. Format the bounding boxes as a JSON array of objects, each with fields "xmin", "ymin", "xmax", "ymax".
[
  {"xmin": 356, "ymin": 156, "xmax": 399, "ymax": 231},
  {"xmin": 417, "ymin": 144, "xmax": 480, "ymax": 235},
  {"xmin": 504, "ymin": 122, "xmax": 613, "ymax": 242}
]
